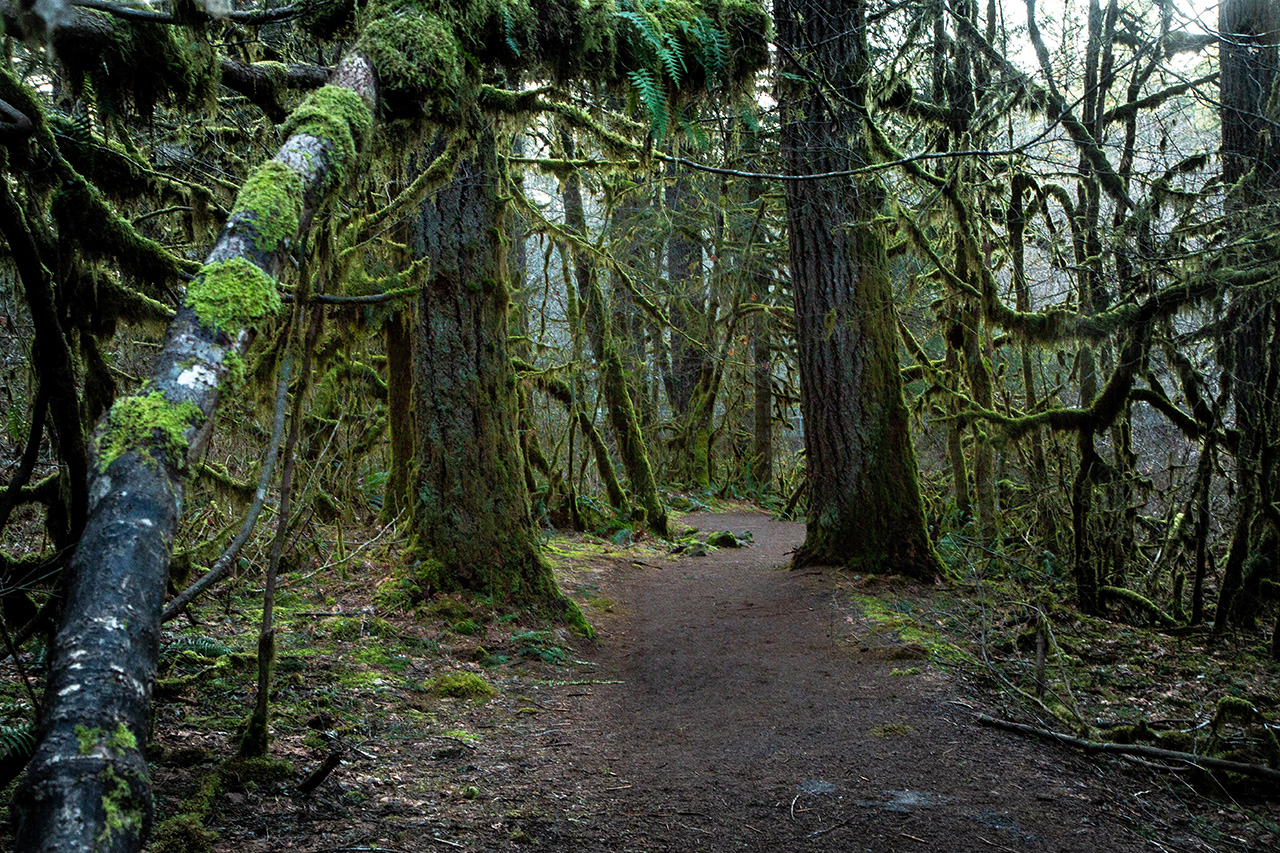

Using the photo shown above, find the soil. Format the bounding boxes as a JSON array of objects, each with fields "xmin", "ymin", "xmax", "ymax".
[{"xmin": 97, "ymin": 511, "xmax": 1280, "ymax": 850}]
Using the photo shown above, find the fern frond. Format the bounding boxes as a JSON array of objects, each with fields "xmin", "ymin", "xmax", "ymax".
[
  {"xmin": 661, "ymin": 34, "xmax": 686, "ymax": 86},
  {"xmin": 616, "ymin": 10, "xmax": 664, "ymax": 55},
  {"xmin": 0, "ymin": 724, "xmax": 36, "ymax": 768},
  {"xmin": 162, "ymin": 636, "xmax": 233, "ymax": 659},
  {"xmin": 628, "ymin": 68, "xmax": 669, "ymax": 135},
  {"xmin": 500, "ymin": 8, "xmax": 520, "ymax": 56}
]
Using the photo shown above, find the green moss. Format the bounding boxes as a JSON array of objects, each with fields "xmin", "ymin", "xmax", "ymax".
[
  {"xmin": 424, "ymin": 672, "xmax": 497, "ymax": 700},
  {"xmin": 187, "ymin": 257, "xmax": 282, "ymax": 333},
  {"xmin": 149, "ymin": 813, "xmax": 218, "ymax": 853},
  {"xmin": 98, "ymin": 765, "xmax": 143, "ymax": 845},
  {"xmin": 871, "ymin": 723, "xmax": 915, "ymax": 737},
  {"xmin": 98, "ymin": 391, "xmax": 202, "ymax": 473},
  {"xmin": 282, "ymin": 85, "xmax": 374, "ymax": 189},
  {"xmin": 319, "ymin": 615, "xmax": 398, "ymax": 639},
  {"xmin": 107, "ymin": 722, "xmax": 137, "ymax": 752},
  {"xmin": 76, "ymin": 725, "xmax": 102, "ymax": 755},
  {"xmin": 355, "ymin": 8, "xmax": 465, "ymax": 117},
  {"xmin": 232, "ymin": 161, "xmax": 305, "ymax": 254},
  {"xmin": 223, "ymin": 756, "xmax": 296, "ymax": 788}
]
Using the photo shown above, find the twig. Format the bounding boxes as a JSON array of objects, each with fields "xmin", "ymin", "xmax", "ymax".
[
  {"xmin": 295, "ymin": 748, "xmax": 343, "ymax": 797},
  {"xmin": 428, "ymin": 838, "xmax": 464, "ymax": 849},
  {"xmin": 977, "ymin": 715, "xmax": 1280, "ymax": 787},
  {"xmin": 807, "ymin": 817, "xmax": 854, "ymax": 838},
  {"xmin": 0, "ymin": 615, "xmax": 39, "ymax": 715},
  {"xmin": 901, "ymin": 833, "xmax": 929, "ymax": 843}
]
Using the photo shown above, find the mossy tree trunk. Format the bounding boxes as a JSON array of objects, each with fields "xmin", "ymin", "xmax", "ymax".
[
  {"xmin": 12, "ymin": 54, "xmax": 379, "ymax": 853},
  {"xmin": 776, "ymin": 0, "xmax": 939, "ymax": 579},
  {"xmin": 383, "ymin": 309, "xmax": 415, "ymax": 521},
  {"xmin": 1217, "ymin": 0, "xmax": 1280, "ymax": 634},
  {"xmin": 408, "ymin": 132, "xmax": 568, "ymax": 611}
]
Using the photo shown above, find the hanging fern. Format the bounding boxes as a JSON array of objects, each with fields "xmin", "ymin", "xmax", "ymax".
[
  {"xmin": 628, "ymin": 67, "xmax": 669, "ymax": 134},
  {"xmin": 661, "ymin": 33, "xmax": 686, "ymax": 86},
  {"xmin": 499, "ymin": 7, "xmax": 520, "ymax": 56}
]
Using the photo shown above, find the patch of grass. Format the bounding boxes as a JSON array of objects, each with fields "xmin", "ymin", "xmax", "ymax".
[
  {"xmin": 871, "ymin": 723, "xmax": 915, "ymax": 737},
  {"xmin": 890, "ymin": 667, "xmax": 922, "ymax": 677}
]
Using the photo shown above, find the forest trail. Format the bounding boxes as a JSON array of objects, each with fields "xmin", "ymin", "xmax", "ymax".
[{"xmin": 519, "ymin": 510, "xmax": 1167, "ymax": 852}]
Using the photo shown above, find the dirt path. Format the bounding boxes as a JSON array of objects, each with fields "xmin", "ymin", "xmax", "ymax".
[{"xmin": 516, "ymin": 511, "xmax": 1172, "ymax": 851}]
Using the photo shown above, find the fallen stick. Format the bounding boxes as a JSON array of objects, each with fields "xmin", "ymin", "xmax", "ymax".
[{"xmin": 976, "ymin": 714, "xmax": 1280, "ymax": 788}]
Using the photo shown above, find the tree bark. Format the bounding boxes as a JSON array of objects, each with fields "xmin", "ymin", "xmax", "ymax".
[
  {"xmin": 408, "ymin": 132, "xmax": 570, "ymax": 611},
  {"xmin": 776, "ymin": 0, "xmax": 939, "ymax": 578}
]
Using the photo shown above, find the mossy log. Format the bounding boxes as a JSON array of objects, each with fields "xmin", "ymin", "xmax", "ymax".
[{"xmin": 12, "ymin": 54, "xmax": 378, "ymax": 853}]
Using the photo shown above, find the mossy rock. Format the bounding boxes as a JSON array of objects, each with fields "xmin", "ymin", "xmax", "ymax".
[
  {"xmin": 452, "ymin": 618, "xmax": 482, "ymax": 636},
  {"xmin": 423, "ymin": 672, "xmax": 496, "ymax": 700}
]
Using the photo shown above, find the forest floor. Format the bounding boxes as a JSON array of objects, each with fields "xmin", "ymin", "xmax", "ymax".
[{"xmin": 5, "ymin": 509, "xmax": 1280, "ymax": 851}]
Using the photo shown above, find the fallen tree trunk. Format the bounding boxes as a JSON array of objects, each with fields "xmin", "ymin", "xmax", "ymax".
[
  {"xmin": 11, "ymin": 54, "xmax": 379, "ymax": 853},
  {"xmin": 977, "ymin": 714, "xmax": 1280, "ymax": 788}
]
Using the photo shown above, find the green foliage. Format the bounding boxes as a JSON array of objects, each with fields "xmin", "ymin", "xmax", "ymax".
[
  {"xmin": 0, "ymin": 724, "xmax": 36, "ymax": 772},
  {"xmin": 510, "ymin": 630, "xmax": 568, "ymax": 664},
  {"xmin": 162, "ymin": 637, "xmax": 234, "ymax": 660}
]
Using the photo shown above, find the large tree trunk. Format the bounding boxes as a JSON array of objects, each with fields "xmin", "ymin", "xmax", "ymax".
[
  {"xmin": 1218, "ymin": 0, "xmax": 1280, "ymax": 632},
  {"xmin": 408, "ymin": 132, "xmax": 570, "ymax": 611},
  {"xmin": 12, "ymin": 53, "xmax": 380, "ymax": 853},
  {"xmin": 775, "ymin": 0, "xmax": 939, "ymax": 579}
]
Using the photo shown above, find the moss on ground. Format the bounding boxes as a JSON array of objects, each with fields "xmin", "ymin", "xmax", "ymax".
[{"xmin": 423, "ymin": 672, "xmax": 496, "ymax": 700}]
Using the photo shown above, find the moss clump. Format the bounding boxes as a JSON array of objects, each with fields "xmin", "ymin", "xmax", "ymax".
[
  {"xmin": 98, "ymin": 765, "xmax": 143, "ymax": 846},
  {"xmin": 232, "ymin": 161, "xmax": 305, "ymax": 254},
  {"xmin": 319, "ymin": 615, "xmax": 398, "ymax": 640},
  {"xmin": 98, "ymin": 391, "xmax": 202, "ymax": 473},
  {"xmin": 187, "ymin": 257, "xmax": 282, "ymax": 333},
  {"xmin": 424, "ymin": 672, "xmax": 496, "ymax": 700},
  {"xmin": 223, "ymin": 756, "xmax": 295, "ymax": 789},
  {"xmin": 282, "ymin": 85, "xmax": 374, "ymax": 189},
  {"xmin": 149, "ymin": 813, "xmax": 218, "ymax": 853},
  {"xmin": 355, "ymin": 8, "xmax": 465, "ymax": 118},
  {"xmin": 871, "ymin": 723, "xmax": 915, "ymax": 737}
]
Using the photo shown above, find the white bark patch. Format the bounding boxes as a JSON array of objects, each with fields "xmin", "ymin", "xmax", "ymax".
[
  {"xmin": 136, "ymin": 518, "xmax": 154, "ymax": 528},
  {"xmin": 57, "ymin": 683, "xmax": 82, "ymax": 696},
  {"xmin": 278, "ymin": 135, "xmax": 329, "ymax": 186},
  {"xmin": 89, "ymin": 616, "xmax": 127, "ymax": 632},
  {"xmin": 89, "ymin": 474, "xmax": 113, "ymax": 508},
  {"xmin": 176, "ymin": 362, "xmax": 220, "ymax": 392}
]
